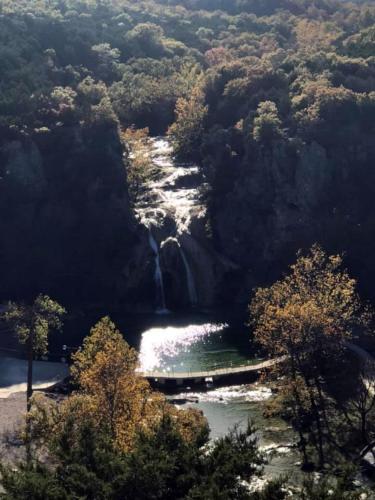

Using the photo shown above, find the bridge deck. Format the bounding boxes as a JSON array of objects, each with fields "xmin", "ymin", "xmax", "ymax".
[{"xmin": 140, "ymin": 358, "xmax": 280, "ymax": 380}]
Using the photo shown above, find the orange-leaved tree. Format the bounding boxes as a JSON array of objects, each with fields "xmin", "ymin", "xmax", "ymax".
[
  {"xmin": 168, "ymin": 84, "xmax": 207, "ymax": 160},
  {"xmin": 249, "ymin": 244, "xmax": 371, "ymax": 467},
  {"xmin": 30, "ymin": 317, "xmax": 207, "ymax": 455}
]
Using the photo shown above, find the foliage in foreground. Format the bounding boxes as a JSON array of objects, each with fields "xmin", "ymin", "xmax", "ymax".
[
  {"xmin": 0, "ymin": 418, "xmax": 369, "ymax": 499},
  {"xmin": 250, "ymin": 244, "xmax": 375, "ymax": 470},
  {"xmin": 28, "ymin": 317, "xmax": 208, "ymax": 453},
  {"xmin": 1, "ymin": 314, "xmax": 371, "ymax": 499},
  {"xmin": 4, "ymin": 294, "xmax": 66, "ymax": 415},
  {"xmin": 0, "ymin": 316, "xmax": 287, "ymax": 499},
  {"xmin": 0, "ymin": 418, "xmax": 285, "ymax": 500}
]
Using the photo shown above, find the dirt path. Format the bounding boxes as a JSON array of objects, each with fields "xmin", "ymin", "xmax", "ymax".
[{"xmin": 0, "ymin": 392, "xmax": 27, "ymax": 464}]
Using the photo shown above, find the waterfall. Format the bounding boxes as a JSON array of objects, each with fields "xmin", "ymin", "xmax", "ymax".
[
  {"xmin": 148, "ymin": 231, "xmax": 167, "ymax": 313},
  {"xmin": 135, "ymin": 137, "xmax": 204, "ymax": 311},
  {"xmin": 179, "ymin": 246, "xmax": 198, "ymax": 306}
]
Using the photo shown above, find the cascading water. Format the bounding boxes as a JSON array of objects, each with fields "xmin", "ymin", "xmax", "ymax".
[
  {"xmin": 131, "ymin": 138, "xmax": 301, "ymax": 485},
  {"xmin": 148, "ymin": 230, "xmax": 167, "ymax": 313},
  {"xmin": 134, "ymin": 137, "xmax": 205, "ymax": 311},
  {"xmin": 179, "ymin": 245, "xmax": 198, "ymax": 306}
]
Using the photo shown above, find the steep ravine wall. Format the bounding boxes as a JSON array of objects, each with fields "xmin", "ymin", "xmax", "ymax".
[
  {"xmin": 0, "ymin": 123, "xmax": 146, "ymax": 307},
  {"xmin": 209, "ymin": 139, "xmax": 375, "ymax": 304},
  {"xmin": 6, "ymin": 125, "xmax": 371, "ymax": 312}
]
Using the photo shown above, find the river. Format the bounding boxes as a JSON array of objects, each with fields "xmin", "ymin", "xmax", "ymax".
[
  {"xmin": 0, "ymin": 137, "xmax": 306, "ymax": 483},
  {"xmin": 130, "ymin": 136, "xmax": 303, "ymax": 482},
  {"xmin": 0, "ymin": 356, "xmax": 69, "ymax": 398},
  {"xmin": 136, "ymin": 312, "xmax": 303, "ymax": 484},
  {"xmin": 0, "ymin": 137, "xmax": 371, "ymax": 488}
]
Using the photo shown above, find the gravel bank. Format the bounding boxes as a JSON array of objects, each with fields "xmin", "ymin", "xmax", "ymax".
[{"xmin": 0, "ymin": 392, "xmax": 27, "ymax": 464}]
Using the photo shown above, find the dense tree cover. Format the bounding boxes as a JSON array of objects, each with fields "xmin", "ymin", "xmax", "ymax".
[
  {"xmin": 0, "ymin": 316, "xmax": 290, "ymax": 499},
  {"xmin": 0, "ymin": 314, "xmax": 371, "ymax": 498},
  {"xmin": 0, "ymin": 418, "xmax": 289, "ymax": 499},
  {"xmin": 1, "ymin": 0, "xmax": 375, "ymax": 305},
  {"xmin": 184, "ymin": 0, "xmax": 375, "ymax": 302},
  {"xmin": 250, "ymin": 245, "xmax": 375, "ymax": 471},
  {"xmin": 1, "ymin": 0, "xmax": 373, "ymax": 134}
]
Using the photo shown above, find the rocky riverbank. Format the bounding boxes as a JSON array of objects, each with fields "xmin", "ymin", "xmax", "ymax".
[{"xmin": 0, "ymin": 392, "xmax": 27, "ymax": 465}]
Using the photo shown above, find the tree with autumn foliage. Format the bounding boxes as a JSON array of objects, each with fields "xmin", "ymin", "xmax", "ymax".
[
  {"xmin": 0, "ymin": 317, "xmax": 292, "ymax": 499},
  {"xmin": 249, "ymin": 244, "xmax": 371, "ymax": 468},
  {"xmin": 70, "ymin": 315, "xmax": 133, "ymax": 386},
  {"xmin": 29, "ymin": 317, "xmax": 208, "ymax": 455},
  {"xmin": 168, "ymin": 84, "xmax": 208, "ymax": 160},
  {"xmin": 121, "ymin": 127, "xmax": 156, "ymax": 204}
]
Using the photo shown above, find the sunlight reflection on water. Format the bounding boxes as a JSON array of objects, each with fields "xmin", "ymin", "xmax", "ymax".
[{"xmin": 139, "ymin": 323, "xmax": 228, "ymax": 372}]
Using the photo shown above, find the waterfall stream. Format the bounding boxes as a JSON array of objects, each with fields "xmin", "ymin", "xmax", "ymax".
[
  {"xmin": 179, "ymin": 245, "xmax": 198, "ymax": 306},
  {"xmin": 134, "ymin": 137, "xmax": 205, "ymax": 312},
  {"xmin": 148, "ymin": 230, "xmax": 167, "ymax": 313},
  {"xmin": 129, "ymin": 138, "xmax": 303, "ymax": 485}
]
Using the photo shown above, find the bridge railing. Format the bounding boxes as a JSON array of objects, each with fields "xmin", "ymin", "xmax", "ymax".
[{"xmin": 139, "ymin": 358, "xmax": 278, "ymax": 380}]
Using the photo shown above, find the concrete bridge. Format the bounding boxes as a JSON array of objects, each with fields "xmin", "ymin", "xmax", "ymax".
[
  {"xmin": 140, "ymin": 357, "xmax": 282, "ymax": 391},
  {"xmin": 141, "ymin": 341, "xmax": 375, "ymax": 392}
]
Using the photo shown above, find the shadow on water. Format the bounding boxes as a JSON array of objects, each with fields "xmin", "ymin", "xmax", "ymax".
[{"xmin": 0, "ymin": 357, "xmax": 69, "ymax": 398}]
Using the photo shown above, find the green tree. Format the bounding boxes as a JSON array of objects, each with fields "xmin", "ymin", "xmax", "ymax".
[
  {"xmin": 4, "ymin": 295, "xmax": 65, "ymax": 462},
  {"xmin": 168, "ymin": 85, "xmax": 208, "ymax": 160},
  {"xmin": 252, "ymin": 100, "xmax": 283, "ymax": 145},
  {"xmin": 249, "ymin": 245, "xmax": 371, "ymax": 467},
  {"xmin": 0, "ymin": 418, "xmax": 286, "ymax": 500},
  {"xmin": 91, "ymin": 43, "xmax": 121, "ymax": 83},
  {"xmin": 125, "ymin": 23, "xmax": 165, "ymax": 58},
  {"xmin": 5, "ymin": 295, "xmax": 66, "ymax": 411}
]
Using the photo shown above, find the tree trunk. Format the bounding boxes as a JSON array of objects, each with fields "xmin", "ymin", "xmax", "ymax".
[
  {"xmin": 303, "ymin": 374, "xmax": 325, "ymax": 469},
  {"xmin": 27, "ymin": 328, "xmax": 34, "ymax": 412},
  {"xmin": 361, "ymin": 413, "xmax": 367, "ymax": 444},
  {"xmin": 309, "ymin": 391, "xmax": 325, "ymax": 469},
  {"xmin": 290, "ymin": 359, "xmax": 309, "ymax": 465},
  {"xmin": 26, "ymin": 328, "xmax": 34, "ymax": 463}
]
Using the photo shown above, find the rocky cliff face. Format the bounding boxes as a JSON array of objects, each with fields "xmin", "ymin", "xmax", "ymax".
[
  {"xmin": 210, "ymin": 137, "xmax": 375, "ymax": 303},
  {"xmin": 0, "ymin": 129, "xmax": 236, "ymax": 312},
  {"xmin": 131, "ymin": 137, "xmax": 236, "ymax": 311},
  {"xmin": 4, "ymin": 123, "xmax": 372, "ymax": 312},
  {"xmin": 0, "ymin": 123, "xmax": 143, "ymax": 306}
]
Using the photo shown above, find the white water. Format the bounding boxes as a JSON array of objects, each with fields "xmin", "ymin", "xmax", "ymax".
[
  {"xmin": 148, "ymin": 230, "xmax": 167, "ymax": 312},
  {"xmin": 133, "ymin": 137, "xmax": 205, "ymax": 311},
  {"xmin": 135, "ymin": 137, "xmax": 203, "ymax": 234},
  {"xmin": 173, "ymin": 384, "xmax": 273, "ymax": 404},
  {"xmin": 179, "ymin": 245, "xmax": 198, "ymax": 306},
  {"xmin": 139, "ymin": 322, "xmax": 228, "ymax": 372}
]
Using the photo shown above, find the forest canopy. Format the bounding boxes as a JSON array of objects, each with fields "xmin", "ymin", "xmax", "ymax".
[{"xmin": 1, "ymin": 0, "xmax": 375, "ymax": 305}]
